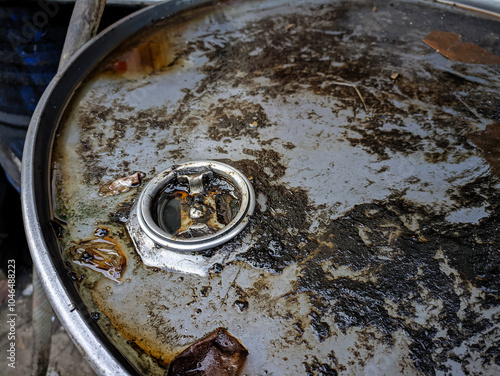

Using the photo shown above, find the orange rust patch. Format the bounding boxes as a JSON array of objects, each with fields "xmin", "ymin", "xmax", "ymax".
[{"xmin": 91, "ymin": 295, "xmax": 177, "ymax": 368}]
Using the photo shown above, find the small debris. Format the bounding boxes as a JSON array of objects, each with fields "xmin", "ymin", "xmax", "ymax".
[
  {"xmin": 423, "ymin": 31, "xmax": 500, "ymax": 65},
  {"xmin": 68, "ymin": 236, "xmax": 126, "ymax": 282},
  {"xmin": 330, "ymin": 81, "xmax": 369, "ymax": 112},
  {"xmin": 456, "ymin": 96, "xmax": 481, "ymax": 120},
  {"xmin": 390, "ymin": 73, "xmax": 400, "ymax": 80},
  {"xmin": 467, "ymin": 122, "xmax": 500, "ymax": 177},
  {"xmin": 285, "ymin": 23, "xmax": 296, "ymax": 31},
  {"xmin": 94, "ymin": 228, "xmax": 109, "ymax": 237},
  {"xmin": 98, "ymin": 172, "xmax": 145, "ymax": 197},
  {"xmin": 22, "ymin": 283, "xmax": 34, "ymax": 297}
]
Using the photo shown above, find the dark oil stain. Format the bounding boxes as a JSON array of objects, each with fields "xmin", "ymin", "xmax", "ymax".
[
  {"xmin": 346, "ymin": 120, "xmax": 424, "ymax": 160},
  {"xmin": 232, "ymin": 158, "xmax": 315, "ymax": 273},
  {"xmin": 308, "ymin": 311, "xmax": 330, "ymax": 342},
  {"xmin": 189, "ymin": 151, "xmax": 314, "ymax": 273},
  {"xmin": 293, "ymin": 186, "xmax": 500, "ymax": 373},
  {"xmin": 215, "ymin": 146, "xmax": 228, "ymax": 154},
  {"xmin": 94, "ymin": 227, "xmax": 109, "ymax": 237},
  {"xmin": 207, "ymin": 100, "xmax": 272, "ymax": 141},
  {"xmin": 109, "ymin": 201, "xmax": 134, "ymax": 224},
  {"xmin": 303, "ymin": 356, "xmax": 338, "ymax": 376},
  {"xmin": 200, "ymin": 285, "xmax": 212, "ymax": 297},
  {"xmin": 75, "ymin": 140, "xmax": 109, "ymax": 185},
  {"xmin": 190, "ymin": 1, "xmax": 499, "ymax": 162},
  {"xmin": 234, "ymin": 299, "xmax": 249, "ymax": 312}
]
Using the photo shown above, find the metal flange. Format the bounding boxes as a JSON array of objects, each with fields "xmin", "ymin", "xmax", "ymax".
[{"xmin": 127, "ymin": 161, "xmax": 255, "ymax": 274}]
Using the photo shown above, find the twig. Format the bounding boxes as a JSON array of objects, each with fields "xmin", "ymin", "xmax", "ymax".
[
  {"xmin": 330, "ymin": 81, "xmax": 369, "ymax": 112},
  {"xmin": 456, "ymin": 95, "xmax": 481, "ymax": 120}
]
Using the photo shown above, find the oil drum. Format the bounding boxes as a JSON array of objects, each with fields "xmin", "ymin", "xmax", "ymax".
[{"xmin": 22, "ymin": 0, "xmax": 500, "ymax": 374}]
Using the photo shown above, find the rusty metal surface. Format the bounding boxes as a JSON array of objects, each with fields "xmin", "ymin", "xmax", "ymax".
[{"xmin": 48, "ymin": 0, "xmax": 500, "ymax": 374}]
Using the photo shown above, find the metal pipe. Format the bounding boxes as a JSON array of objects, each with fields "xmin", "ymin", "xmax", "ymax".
[
  {"xmin": 58, "ymin": 0, "xmax": 107, "ymax": 73},
  {"xmin": 31, "ymin": 269, "xmax": 53, "ymax": 376},
  {"xmin": 0, "ymin": 136, "xmax": 21, "ymax": 192}
]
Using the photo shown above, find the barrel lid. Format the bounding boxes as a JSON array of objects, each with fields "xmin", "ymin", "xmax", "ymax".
[{"xmin": 24, "ymin": 0, "xmax": 500, "ymax": 374}]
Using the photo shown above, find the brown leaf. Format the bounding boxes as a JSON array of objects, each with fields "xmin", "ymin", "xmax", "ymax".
[
  {"xmin": 423, "ymin": 31, "xmax": 500, "ymax": 65},
  {"xmin": 98, "ymin": 172, "xmax": 144, "ymax": 197},
  {"xmin": 167, "ymin": 328, "xmax": 248, "ymax": 376}
]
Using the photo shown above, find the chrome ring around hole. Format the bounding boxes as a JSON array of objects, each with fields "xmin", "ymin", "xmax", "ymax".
[{"xmin": 136, "ymin": 161, "xmax": 255, "ymax": 253}]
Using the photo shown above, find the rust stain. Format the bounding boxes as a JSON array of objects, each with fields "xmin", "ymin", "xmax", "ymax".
[
  {"xmin": 93, "ymin": 291, "xmax": 179, "ymax": 368},
  {"xmin": 423, "ymin": 31, "xmax": 500, "ymax": 65},
  {"xmin": 111, "ymin": 34, "xmax": 174, "ymax": 77},
  {"xmin": 68, "ymin": 233, "xmax": 126, "ymax": 282},
  {"xmin": 98, "ymin": 172, "xmax": 145, "ymax": 197},
  {"xmin": 467, "ymin": 122, "xmax": 500, "ymax": 177},
  {"xmin": 105, "ymin": 15, "xmax": 202, "ymax": 79}
]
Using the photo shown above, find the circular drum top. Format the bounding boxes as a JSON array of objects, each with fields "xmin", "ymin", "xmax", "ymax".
[{"xmin": 23, "ymin": 0, "xmax": 500, "ymax": 375}]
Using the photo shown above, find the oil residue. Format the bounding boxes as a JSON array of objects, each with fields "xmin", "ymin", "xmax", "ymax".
[
  {"xmin": 154, "ymin": 174, "xmax": 241, "ymax": 238},
  {"xmin": 68, "ymin": 231, "xmax": 126, "ymax": 282}
]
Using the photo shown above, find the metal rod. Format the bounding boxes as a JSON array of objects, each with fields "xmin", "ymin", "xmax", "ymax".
[{"xmin": 58, "ymin": 0, "xmax": 108, "ymax": 73}]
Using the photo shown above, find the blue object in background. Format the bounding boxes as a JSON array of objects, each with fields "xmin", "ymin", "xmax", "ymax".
[{"xmin": 0, "ymin": 4, "xmax": 70, "ymax": 192}]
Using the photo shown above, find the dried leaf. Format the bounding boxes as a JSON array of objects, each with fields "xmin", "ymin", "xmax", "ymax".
[
  {"xmin": 98, "ymin": 172, "xmax": 144, "ymax": 197},
  {"xmin": 423, "ymin": 31, "xmax": 500, "ymax": 65},
  {"xmin": 167, "ymin": 328, "xmax": 248, "ymax": 376}
]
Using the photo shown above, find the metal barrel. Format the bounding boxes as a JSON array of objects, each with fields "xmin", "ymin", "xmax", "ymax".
[{"xmin": 22, "ymin": 0, "xmax": 500, "ymax": 374}]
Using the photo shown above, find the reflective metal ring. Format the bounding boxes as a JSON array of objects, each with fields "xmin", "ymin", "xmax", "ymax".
[{"xmin": 136, "ymin": 161, "xmax": 255, "ymax": 253}]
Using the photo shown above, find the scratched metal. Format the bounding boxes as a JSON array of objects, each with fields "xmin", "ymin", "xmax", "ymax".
[{"xmin": 51, "ymin": 0, "xmax": 500, "ymax": 374}]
